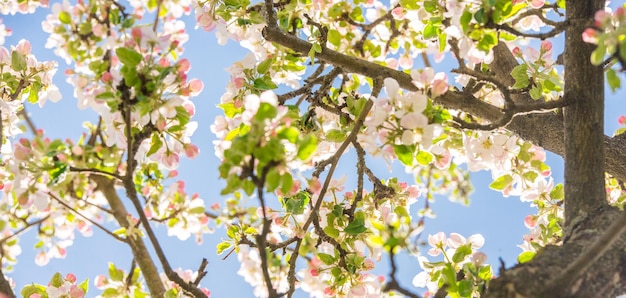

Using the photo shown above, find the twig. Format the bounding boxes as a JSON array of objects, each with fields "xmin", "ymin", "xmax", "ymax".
[
  {"xmin": 69, "ymin": 166, "xmax": 123, "ymax": 181},
  {"xmin": 383, "ymin": 249, "xmax": 421, "ymax": 298},
  {"xmin": 192, "ymin": 258, "xmax": 209, "ymax": 286},
  {"xmin": 48, "ymin": 192, "xmax": 127, "ymax": 243}
]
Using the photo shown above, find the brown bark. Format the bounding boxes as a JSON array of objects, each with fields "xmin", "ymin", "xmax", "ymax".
[
  {"xmin": 91, "ymin": 175, "xmax": 166, "ymax": 297},
  {"xmin": 263, "ymin": 0, "xmax": 626, "ymax": 295}
]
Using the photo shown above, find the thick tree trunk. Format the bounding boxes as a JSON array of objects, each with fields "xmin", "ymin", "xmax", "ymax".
[
  {"xmin": 484, "ymin": 1, "xmax": 626, "ymax": 296},
  {"xmin": 263, "ymin": 2, "xmax": 626, "ymax": 294},
  {"xmin": 561, "ymin": 0, "xmax": 606, "ymax": 238}
]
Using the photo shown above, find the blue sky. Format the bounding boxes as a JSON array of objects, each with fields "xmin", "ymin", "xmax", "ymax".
[{"xmin": 1, "ymin": 2, "xmax": 625, "ymax": 297}]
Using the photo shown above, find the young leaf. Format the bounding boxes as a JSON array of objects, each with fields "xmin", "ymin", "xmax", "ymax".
[
  {"xmin": 518, "ymin": 251, "xmax": 536, "ymax": 264},
  {"xmin": 489, "ymin": 174, "xmax": 513, "ymax": 191},
  {"xmin": 297, "ymin": 134, "xmax": 317, "ymax": 160},
  {"xmin": 607, "ymin": 68, "xmax": 621, "ymax": 92},
  {"xmin": 344, "ymin": 217, "xmax": 367, "ymax": 235},
  {"xmin": 11, "ymin": 50, "xmax": 27, "ymax": 72},
  {"xmin": 116, "ymin": 47, "xmax": 143, "ymax": 68}
]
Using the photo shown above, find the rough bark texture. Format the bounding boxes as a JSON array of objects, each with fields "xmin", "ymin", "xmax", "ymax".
[
  {"xmin": 562, "ymin": 0, "xmax": 606, "ymax": 236},
  {"xmin": 263, "ymin": 1, "xmax": 626, "ymax": 295},
  {"xmin": 91, "ymin": 175, "xmax": 167, "ymax": 297},
  {"xmin": 485, "ymin": 1, "xmax": 624, "ymax": 296}
]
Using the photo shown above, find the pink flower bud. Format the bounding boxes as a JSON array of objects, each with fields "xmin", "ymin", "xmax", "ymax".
[
  {"xmin": 177, "ymin": 58, "xmax": 191, "ymax": 73},
  {"xmin": 582, "ymin": 28, "xmax": 599, "ymax": 44},
  {"xmin": 524, "ymin": 215, "xmax": 537, "ymax": 228},
  {"xmin": 188, "ymin": 79, "xmax": 204, "ymax": 96},
  {"xmin": 131, "ymin": 27, "xmax": 142, "ymax": 40},
  {"xmin": 101, "ymin": 72, "xmax": 113, "ymax": 83},
  {"xmin": 184, "ymin": 144, "xmax": 199, "ymax": 159},
  {"xmin": 540, "ymin": 40, "xmax": 552, "ymax": 52},
  {"xmin": 310, "ymin": 268, "xmax": 319, "ymax": 276}
]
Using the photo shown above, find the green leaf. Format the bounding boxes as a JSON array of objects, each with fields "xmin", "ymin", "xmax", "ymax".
[
  {"xmin": 344, "ymin": 217, "xmax": 367, "ymax": 235},
  {"xmin": 477, "ymin": 30, "xmax": 497, "ymax": 52},
  {"xmin": 328, "ymin": 29, "xmax": 341, "ymax": 47},
  {"xmin": 59, "ymin": 11, "xmax": 72, "ymax": 24},
  {"xmin": 165, "ymin": 289, "xmax": 179, "ymax": 298},
  {"xmin": 517, "ymin": 251, "xmax": 536, "ymax": 264},
  {"xmin": 511, "ymin": 64, "xmax": 529, "ymax": 89},
  {"xmin": 277, "ymin": 127, "xmax": 299, "ymax": 143},
  {"xmin": 489, "ymin": 174, "xmax": 513, "ymax": 191},
  {"xmin": 109, "ymin": 263, "xmax": 124, "ymax": 282},
  {"xmin": 283, "ymin": 191, "xmax": 310, "ymax": 215},
  {"xmin": 28, "ymin": 81, "xmax": 41, "ymax": 104},
  {"xmin": 308, "ymin": 43, "xmax": 322, "ymax": 61},
  {"xmin": 297, "ymin": 134, "xmax": 317, "ymax": 160},
  {"xmin": 457, "ymin": 279, "xmax": 474, "ymax": 297},
  {"xmin": 102, "ymin": 288, "xmax": 120, "ymax": 298},
  {"xmin": 460, "ymin": 10, "xmax": 472, "ymax": 33},
  {"xmin": 607, "ymin": 68, "xmax": 621, "ymax": 92},
  {"xmin": 79, "ymin": 278, "xmax": 90, "ymax": 293},
  {"xmin": 324, "ymin": 225, "xmax": 340, "ymax": 239},
  {"xmin": 522, "ymin": 171, "xmax": 538, "ymax": 183},
  {"xmin": 11, "ymin": 50, "xmax": 26, "ymax": 72},
  {"xmin": 317, "ymin": 253, "xmax": 336, "ymax": 265},
  {"xmin": 256, "ymin": 58, "xmax": 272, "ymax": 75},
  {"xmin": 442, "ymin": 263, "xmax": 458, "ymax": 291},
  {"xmin": 146, "ymin": 134, "xmax": 163, "ymax": 157},
  {"xmin": 21, "ymin": 284, "xmax": 46, "ymax": 298},
  {"xmin": 50, "ymin": 272, "xmax": 64, "ymax": 287},
  {"xmin": 280, "ymin": 172, "xmax": 293, "ymax": 195},
  {"xmin": 416, "ymin": 150, "xmax": 433, "ymax": 166},
  {"xmin": 255, "ymin": 102, "xmax": 277, "ymax": 120},
  {"xmin": 451, "ymin": 244, "xmax": 472, "ymax": 263},
  {"xmin": 253, "ymin": 77, "xmax": 277, "ymax": 90},
  {"xmin": 116, "ymin": 47, "xmax": 143, "ymax": 68},
  {"xmin": 399, "ymin": 0, "xmax": 419, "ymax": 9},
  {"xmin": 478, "ymin": 265, "xmax": 492, "ymax": 280},
  {"xmin": 217, "ymin": 241, "xmax": 232, "ymax": 254},
  {"xmin": 393, "ymin": 144, "xmax": 414, "ymax": 166},
  {"xmin": 326, "ymin": 129, "xmax": 347, "ymax": 142},
  {"xmin": 423, "ymin": 23, "xmax": 438, "ymax": 39},
  {"xmin": 590, "ymin": 44, "xmax": 605, "ymax": 66},
  {"xmin": 529, "ymin": 84, "xmax": 543, "ymax": 100},
  {"xmin": 550, "ymin": 183, "xmax": 564, "ymax": 201},
  {"xmin": 266, "ymin": 169, "xmax": 280, "ymax": 192}
]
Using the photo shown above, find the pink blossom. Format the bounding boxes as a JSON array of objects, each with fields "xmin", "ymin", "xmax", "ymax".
[
  {"xmin": 472, "ymin": 252, "xmax": 488, "ymax": 266},
  {"xmin": 400, "ymin": 112, "xmax": 428, "ymax": 130},
  {"xmin": 524, "ymin": 215, "xmax": 537, "ymax": 228},
  {"xmin": 391, "ymin": 7, "xmax": 405, "ymax": 20},
  {"xmin": 529, "ymin": 0, "xmax": 544, "ymax": 9},
  {"xmin": 184, "ymin": 144, "xmax": 199, "ymax": 159},
  {"xmin": 162, "ymin": 151, "xmax": 180, "ymax": 169},
  {"xmin": 427, "ymin": 232, "xmax": 446, "ymax": 256},
  {"xmin": 594, "ymin": 10, "xmax": 612, "ymax": 27},
  {"xmin": 15, "ymin": 39, "xmax": 31, "ymax": 55},
  {"xmin": 188, "ymin": 78, "xmax": 204, "ymax": 96},
  {"xmin": 619, "ymin": 115, "xmax": 626, "ymax": 125},
  {"xmin": 540, "ymin": 40, "xmax": 552, "ymax": 52},
  {"xmin": 431, "ymin": 74, "xmax": 449, "ymax": 96},
  {"xmin": 582, "ymin": 28, "xmax": 599, "ymax": 44},
  {"xmin": 65, "ymin": 273, "xmax": 77, "ymax": 283}
]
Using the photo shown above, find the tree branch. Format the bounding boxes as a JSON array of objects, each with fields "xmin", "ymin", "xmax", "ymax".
[{"xmin": 91, "ymin": 174, "xmax": 166, "ymax": 297}]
